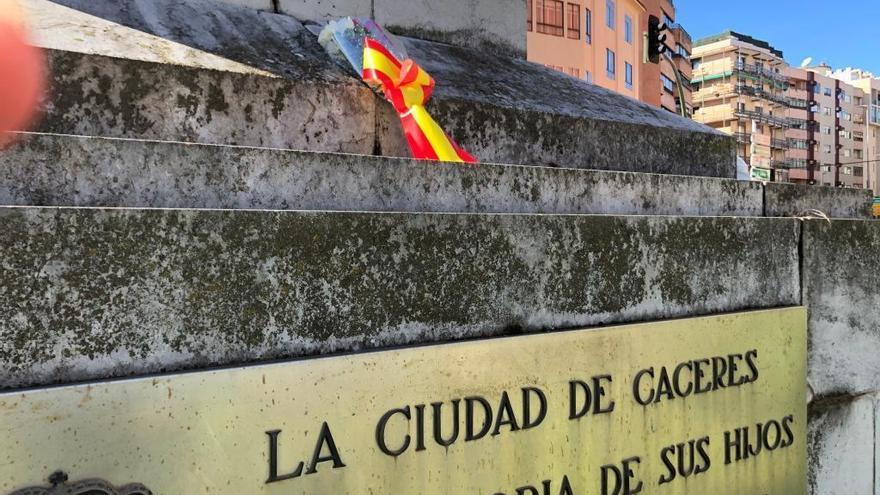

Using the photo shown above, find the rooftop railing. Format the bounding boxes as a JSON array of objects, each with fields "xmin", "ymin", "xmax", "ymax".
[{"xmin": 734, "ymin": 61, "xmax": 788, "ymax": 83}]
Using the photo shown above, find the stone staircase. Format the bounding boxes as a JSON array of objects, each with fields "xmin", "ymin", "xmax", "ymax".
[{"xmin": 2, "ymin": 1, "xmax": 879, "ymax": 493}]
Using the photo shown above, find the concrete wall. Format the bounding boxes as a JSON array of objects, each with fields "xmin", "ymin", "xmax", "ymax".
[
  {"xmin": 376, "ymin": 0, "xmax": 526, "ymax": 59},
  {"xmin": 208, "ymin": 0, "xmax": 527, "ymax": 57},
  {"xmin": 0, "ymin": 208, "xmax": 799, "ymax": 389}
]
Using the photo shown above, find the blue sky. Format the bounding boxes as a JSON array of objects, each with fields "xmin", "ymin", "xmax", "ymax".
[{"xmin": 675, "ymin": 0, "xmax": 880, "ymax": 74}]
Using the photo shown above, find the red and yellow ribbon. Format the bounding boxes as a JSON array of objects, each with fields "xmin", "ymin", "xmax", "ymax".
[{"xmin": 362, "ymin": 37, "xmax": 476, "ymax": 163}]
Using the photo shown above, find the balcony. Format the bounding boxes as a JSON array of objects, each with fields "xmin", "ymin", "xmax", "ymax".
[
  {"xmin": 734, "ymin": 132, "xmax": 750, "ymax": 145},
  {"xmin": 787, "ymin": 138, "xmax": 809, "ymax": 150},
  {"xmin": 734, "ymin": 108, "xmax": 792, "ymax": 128},
  {"xmin": 734, "ymin": 84, "xmax": 808, "ymax": 109},
  {"xmin": 734, "ymin": 61, "xmax": 788, "ymax": 83},
  {"xmin": 771, "ymin": 138, "xmax": 790, "ymax": 150},
  {"xmin": 788, "ymin": 118, "xmax": 811, "ymax": 131},
  {"xmin": 771, "ymin": 159, "xmax": 809, "ymax": 169}
]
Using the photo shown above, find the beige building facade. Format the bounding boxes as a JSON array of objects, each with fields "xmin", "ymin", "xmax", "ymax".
[
  {"xmin": 526, "ymin": 0, "xmax": 693, "ymax": 114},
  {"xmin": 691, "ymin": 31, "xmax": 794, "ymax": 174},
  {"xmin": 527, "ymin": 0, "xmax": 644, "ymax": 99},
  {"xmin": 692, "ymin": 31, "xmax": 878, "ymax": 191}
]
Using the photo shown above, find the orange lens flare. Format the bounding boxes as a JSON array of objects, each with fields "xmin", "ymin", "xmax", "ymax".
[{"xmin": 0, "ymin": 1, "xmax": 45, "ymax": 149}]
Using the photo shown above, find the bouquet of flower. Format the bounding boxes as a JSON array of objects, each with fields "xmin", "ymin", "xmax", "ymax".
[{"xmin": 319, "ymin": 17, "xmax": 476, "ymax": 163}]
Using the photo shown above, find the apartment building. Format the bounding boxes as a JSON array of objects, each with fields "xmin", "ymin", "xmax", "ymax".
[
  {"xmin": 526, "ymin": 0, "xmax": 693, "ymax": 114},
  {"xmin": 635, "ymin": 0, "xmax": 692, "ymax": 114},
  {"xmin": 832, "ymin": 68, "xmax": 880, "ymax": 192},
  {"xmin": 787, "ymin": 66, "xmax": 868, "ymax": 188},
  {"xmin": 691, "ymin": 32, "xmax": 793, "ymax": 175}
]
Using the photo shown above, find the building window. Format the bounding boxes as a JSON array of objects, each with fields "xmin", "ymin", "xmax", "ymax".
[
  {"xmin": 585, "ymin": 70, "xmax": 592, "ymax": 83},
  {"xmin": 606, "ymin": 0, "xmax": 615, "ymax": 29},
  {"xmin": 823, "ymin": 144, "xmax": 832, "ymax": 154},
  {"xmin": 568, "ymin": 67, "xmax": 581, "ymax": 78},
  {"xmin": 584, "ymin": 8, "xmax": 592, "ymax": 43},
  {"xmin": 625, "ymin": 62, "xmax": 633, "ymax": 89},
  {"xmin": 536, "ymin": 0, "xmax": 564, "ymax": 36},
  {"xmin": 854, "ymin": 166, "xmax": 864, "ymax": 177},
  {"xmin": 824, "ymin": 87, "xmax": 833, "ymax": 97},
  {"xmin": 661, "ymin": 73, "xmax": 674, "ymax": 93},
  {"xmin": 567, "ymin": 3, "xmax": 581, "ymax": 39},
  {"xmin": 527, "ymin": 0, "xmax": 532, "ymax": 31},
  {"xmin": 624, "ymin": 15, "xmax": 633, "ymax": 43},
  {"xmin": 692, "ymin": 59, "xmax": 701, "ymax": 70},
  {"xmin": 663, "ymin": 13, "xmax": 675, "ymax": 27},
  {"xmin": 606, "ymin": 49, "xmax": 616, "ymax": 79}
]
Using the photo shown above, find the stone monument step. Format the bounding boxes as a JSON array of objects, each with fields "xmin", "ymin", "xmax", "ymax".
[
  {"xmin": 0, "ymin": 206, "xmax": 800, "ymax": 390},
  {"xmin": 1, "ymin": 132, "xmax": 760, "ymax": 216},
  {"xmin": 23, "ymin": 0, "xmax": 735, "ymax": 178},
  {"xmin": 2, "ymin": 132, "xmax": 871, "ymax": 218}
]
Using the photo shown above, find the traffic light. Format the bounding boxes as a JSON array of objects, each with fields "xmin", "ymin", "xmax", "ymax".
[{"xmin": 646, "ymin": 15, "xmax": 668, "ymax": 64}]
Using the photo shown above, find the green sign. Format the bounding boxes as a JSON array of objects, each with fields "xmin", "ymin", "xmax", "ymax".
[{"xmin": 750, "ymin": 167, "xmax": 772, "ymax": 181}]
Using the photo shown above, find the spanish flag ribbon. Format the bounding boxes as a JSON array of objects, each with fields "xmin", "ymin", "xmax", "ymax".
[{"xmin": 362, "ymin": 37, "xmax": 476, "ymax": 163}]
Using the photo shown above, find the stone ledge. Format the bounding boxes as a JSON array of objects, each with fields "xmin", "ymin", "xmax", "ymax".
[
  {"xmin": 765, "ymin": 182, "xmax": 872, "ymax": 219},
  {"xmin": 0, "ymin": 133, "xmax": 762, "ymax": 215},
  {"xmin": 0, "ymin": 209, "xmax": 799, "ymax": 389}
]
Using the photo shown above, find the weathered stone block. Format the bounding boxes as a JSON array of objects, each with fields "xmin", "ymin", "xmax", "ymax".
[
  {"xmin": 278, "ymin": 0, "xmax": 372, "ymax": 21},
  {"xmin": 803, "ymin": 219, "xmax": 880, "ymax": 398},
  {"xmin": 376, "ymin": 0, "xmax": 526, "ymax": 58},
  {"xmin": 808, "ymin": 396, "xmax": 874, "ymax": 494},
  {"xmin": 0, "ymin": 209, "xmax": 798, "ymax": 389},
  {"xmin": 212, "ymin": 0, "xmax": 274, "ymax": 11},
  {"xmin": 41, "ymin": 49, "xmax": 376, "ymax": 153},
  {"xmin": 0, "ymin": 133, "xmax": 762, "ymax": 215},
  {"xmin": 765, "ymin": 182, "xmax": 872, "ymax": 219},
  {"xmin": 23, "ymin": 0, "xmax": 334, "ymax": 78}
]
